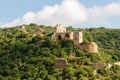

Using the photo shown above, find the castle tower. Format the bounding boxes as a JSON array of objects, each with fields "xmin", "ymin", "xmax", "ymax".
[
  {"xmin": 73, "ymin": 32, "xmax": 83, "ymax": 45},
  {"xmin": 52, "ymin": 24, "xmax": 67, "ymax": 40},
  {"xmin": 55, "ymin": 24, "xmax": 66, "ymax": 33}
]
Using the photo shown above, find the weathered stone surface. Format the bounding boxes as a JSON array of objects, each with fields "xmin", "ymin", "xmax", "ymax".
[
  {"xmin": 115, "ymin": 61, "xmax": 120, "ymax": 66},
  {"xmin": 19, "ymin": 25, "xmax": 25, "ymax": 31},
  {"xmin": 52, "ymin": 24, "xmax": 83, "ymax": 45},
  {"xmin": 89, "ymin": 63, "xmax": 105, "ymax": 68},
  {"xmin": 78, "ymin": 42, "xmax": 98, "ymax": 53},
  {"xmin": 107, "ymin": 64, "xmax": 112, "ymax": 69},
  {"xmin": 54, "ymin": 58, "xmax": 68, "ymax": 68},
  {"xmin": 33, "ymin": 28, "xmax": 43, "ymax": 37},
  {"xmin": 52, "ymin": 24, "xmax": 98, "ymax": 53},
  {"xmin": 55, "ymin": 24, "xmax": 66, "ymax": 33},
  {"xmin": 73, "ymin": 32, "xmax": 83, "ymax": 45}
]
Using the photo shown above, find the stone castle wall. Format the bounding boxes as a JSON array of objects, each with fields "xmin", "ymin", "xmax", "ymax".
[
  {"xmin": 78, "ymin": 42, "xmax": 98, "ymax": 53},
  {"xmin": 73, "ymin": 32, "xmax": 83, "ymax": 45},
  {"xmin": 52, "ymin": 24, "xmax": 83, "ymax": 45},
  {"xmin": 33, "ymin": 28, "xmax": 43, "ymax": 37},
  {"xmin": 52, "ymin": 24, "xmax": 98, "ymax": 53},
  {"xmin": 55, "ymin": 24, "xmax": 66, "ymax": 33}
]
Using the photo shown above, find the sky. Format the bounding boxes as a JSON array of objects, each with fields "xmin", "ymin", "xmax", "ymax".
[{"xmin": 0, "ymin": 0, "xmax": 120, "ymax": 28}]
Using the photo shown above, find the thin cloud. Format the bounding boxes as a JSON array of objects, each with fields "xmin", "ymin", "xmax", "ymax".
[{"xmin": 1, "ymin": 0, "xmax": 120, "ymax": 27}]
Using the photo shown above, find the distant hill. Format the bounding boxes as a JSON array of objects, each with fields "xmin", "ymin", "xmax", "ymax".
[{"xmin": 0, "ymin": 24, "xmax": 120, "ymax": 80}]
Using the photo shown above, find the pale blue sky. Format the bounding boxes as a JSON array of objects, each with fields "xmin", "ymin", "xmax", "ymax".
[
  {"xmin": 0, "ymin": 0, "xmax": 61, "ymax": 22},
  {"xmin": 0, "ymin": 0, "xmax": 120, "ymax": 28}
]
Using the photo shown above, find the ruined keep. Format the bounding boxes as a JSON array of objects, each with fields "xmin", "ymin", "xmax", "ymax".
[
  {"xmin": 52, "ymin": 24, "xmax": 83, "ymax": 45},
  {"xmin": 52, "ymin": 24, "xmax": 98, "ymax": 53}
]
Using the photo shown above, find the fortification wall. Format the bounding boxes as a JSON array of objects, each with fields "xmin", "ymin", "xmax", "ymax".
[{"xmin": 78, "ymin": 42, "xmax": 98, "ymax": 53}]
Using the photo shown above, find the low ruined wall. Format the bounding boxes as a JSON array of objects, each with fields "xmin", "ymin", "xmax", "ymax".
[
  {"xmin": 54, "ymin": 58, "xmax": 68, "ymax": 68},
  {"xmin": 78, "ymin": 42, "xmax": 98, "ymax": 53}
]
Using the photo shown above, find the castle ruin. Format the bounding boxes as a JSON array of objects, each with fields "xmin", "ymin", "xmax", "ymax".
[
  {"xmin": 54, "ymin": 58, "xmax": 68, "ymax": 68},
  {"xmin": 33, "ymin": 28, "xmax": 43, "ymax": 37},
  {"xmin": 52, "ymin": 24, "xmax": 98, "ymax": 53},
  {"xmin": 78, "ymin": 42, "xmax": 98, "ymax": 53},
  {"xmin": 52, "ymin": 24, "xmax": 83, "ymax": 45}
]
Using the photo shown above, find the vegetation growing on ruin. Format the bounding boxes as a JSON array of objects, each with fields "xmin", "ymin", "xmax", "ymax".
[{"xmin": 0, "ymin": 23, "xmax": 120, "ymax": 80}]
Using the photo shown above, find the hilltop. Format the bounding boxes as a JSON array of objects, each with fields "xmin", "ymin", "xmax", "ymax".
[{"xmin": 0, "ymin": 23, "xmax": 120, "ymax": 80}]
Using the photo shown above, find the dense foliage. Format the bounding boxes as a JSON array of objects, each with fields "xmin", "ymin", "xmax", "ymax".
[{"xmin": 0, "ymin": 24, "xmax": 120, "ymax": 80}]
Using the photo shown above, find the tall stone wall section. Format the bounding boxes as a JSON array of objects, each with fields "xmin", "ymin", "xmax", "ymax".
[{"xmin": 73, "ymin": 32, "xmax": 83, "ymax": 45}]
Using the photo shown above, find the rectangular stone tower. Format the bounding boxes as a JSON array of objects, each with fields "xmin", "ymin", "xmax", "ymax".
[{"xmin": 73, "ymin": 32, "xmax": 83, "ymax": 45}]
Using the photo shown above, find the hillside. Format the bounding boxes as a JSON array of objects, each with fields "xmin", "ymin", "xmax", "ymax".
[{"xmin": 0, "ymin": 24, "xmax": 120, "ymax": 80}]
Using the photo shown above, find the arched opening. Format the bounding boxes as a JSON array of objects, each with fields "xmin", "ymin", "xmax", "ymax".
[
  {"xmin": 65, "ymin": 33, "xmax": 70, "ymax": 39},
  {"xmin": 57, "ymin": 35, "xmax": 62, "ymax": 40}
]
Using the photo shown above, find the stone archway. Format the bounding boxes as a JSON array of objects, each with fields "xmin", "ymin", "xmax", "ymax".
[
  {"xmin": 65, "ymin": 33, "xmax": 70, "ymax": 39},
  {"xmin": 57, "ymin": 35, "xmax": 62, "ymax": 40}
]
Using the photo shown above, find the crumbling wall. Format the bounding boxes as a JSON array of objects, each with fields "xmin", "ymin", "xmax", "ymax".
[
  {"xmin": 78, "ymin": 42, "xmax": 98, "ymax": 53},
  {"xmin": 33, "ymin": 28, "xmax": 43, "ymax": 37},
  {"xmin": 52, "ymin": 24, "xmax": 98, "ymax": 53},
  {"xmin": 52, "ymin": 32, "xmax": 73, "ymax": 40},
  {"xmin": 54, "ymin": 58, "xmax": 68, "ymax": 68},
  {"xmin": 55, "ymin": 24, "xmax": 66, "ymax": 33},
  {"xmin": 52, "ymin": 24, "xmax": 83, "ymax": 44}
]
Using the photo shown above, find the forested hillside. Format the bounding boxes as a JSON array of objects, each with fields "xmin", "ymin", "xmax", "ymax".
[{"xmin": 0, "ymin": 23, "xmax": 120, "ymax": 80}]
